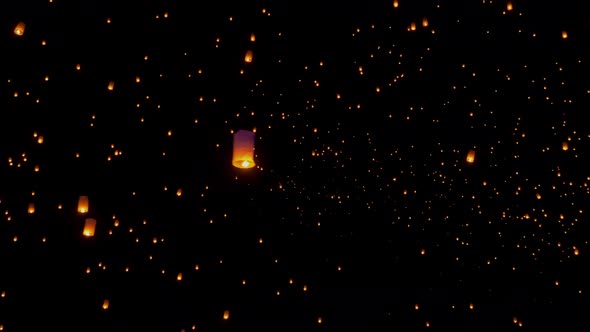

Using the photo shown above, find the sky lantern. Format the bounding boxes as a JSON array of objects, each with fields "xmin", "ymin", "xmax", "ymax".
[
  {"xmin": 83, "ymin": 218, "xmax": 97, "ymax": 237},
  {"xmin": 223, "ymin": 310, "xmax": 230, "ymax": 320},
  {"xmin": 102, "ymin": 299, "xmax": 109, "ymax": 310},
  {"xmin": 14, "ymin": 22, "xmax": 25, "ymax": 36},
  {"xmin": 244, "ymin": 50, "xmax": 253, "ymax": 63},
  {"xmin": 250, "ymin": 33, "xmax": 256, "ymax": 42},
  {"xmin": 107, "ymin": 81, "xmax": 115, "ymax": 91},
  {"xmin": 393, "ymin": 0, "xmax": 399, "ymax": 8},
  {"xmin": 410, "ymin": 22, "xmax": 417, "ymax": 31},
  {"xmin": 27, "ymin": 203, "xmax": 35, "ymax": 214},
  {"xmin": 422, "ymin": 18, "xmax": 429, "ymax": 27},
  {"xmin": 466, "ymin": 150, "xmax": 476, "ymax": 163},
  {"xmin": 562, "ymin": 142, "xmax": 569, "ymax": 151},
  {"xmin": 232, "ymin": 130, "xmax": 256, "ymax": 169},
  {"xmin": 562, "ymin": 31, "xmax": 568, "ymax": 39},
  {"xmin": 78, "ymin": 195, "xmax": 89, "ymax": 214},
  {"xmin": 507, "ymin": 2, "xmax": 513, "ymax": 11}
]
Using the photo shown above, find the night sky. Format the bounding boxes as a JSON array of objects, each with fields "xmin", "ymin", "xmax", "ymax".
[{"xmin": 1, "ymin": 0, "xmax": 590, "ymax": 331}]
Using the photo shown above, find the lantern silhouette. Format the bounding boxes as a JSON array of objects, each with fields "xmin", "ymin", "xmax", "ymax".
[
  {"xmin": 466, "ymin": 150, "xmax": 476, "ymax": 163},
  {"xmin": 83, "ymin": 218, "xmax": 97, "ymax": 237},
  {"xmin": 232, "ymin": 130, "xmax": 256, "ymax": 169},
  {"xmin": 562, "ymin": 142, "xmax": 569, "ymax": 151},
  {"xmin": 107, "ymin": 81, "xmax": 115, "ymax": 91},
  {"xmin": 244, "ymin": 50, "xmax": 253, "ymax": 63},
  {"xmin": 393, "ymin": 0, "xmax": 399, "ymax": 8},
  {"xmin": 27, "ymin": 203, "xmax": 35, "ymax": 214},
  {"xmin": 102, "ymin": 299, "xmax": 109, "ymax": 310},
  {"xmin": 507, "ymin": 2, "xmax": 513, "ymax": 11},
  {"xmin": 78, "ymin": 196, "xmax": 89, "ymax": 214},
  {"xmin": 250, "ymin": 33, "xmax": 256, "ymax": 42},
  {"xmin": 422, "ymin": 18, "xmax": 429, "ymax": 27},
  {"xmin": 14, "ymin": 22, "xmax": 25, "ymax": 36},
  {"xmin": 562, "ymin": 31, "xmax": 568, "ymax": 39},
  {"xmin": 223, "ymin": 310, "xmax": 230, "ymax": 320}
]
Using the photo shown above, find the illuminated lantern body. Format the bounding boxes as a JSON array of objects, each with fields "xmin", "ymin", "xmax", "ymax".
[
  {"xmin": 83, "ymin": 218, "xmax": 97, "ymax": 237},
  {"xmin": 507, "ymin": 2, "xmax": 513, "ymax": 11},
  {"xmin": 102, "ymin": 299, "xmax": 109, "ymax": 310},
  {"xmin": 562, "ymin": 142, "xmax": 569, "ymax": 151},
  {"xmin": 78, "ymin": 195, "xmax": 89, "ymax": 214},
  {"xmin": 466, "ymin": 150, "xmax": 476, "ymax": 163},
  {"xmin": 562, "ymin": 31, "xmax": 568, "ymax": 39},
  {"xmin": 14, "ymin": 22, "xmax": 25, "ymax": 36},
  {"xmin": 223, "ymin": 310, "xmax": 230, "ymax": 320},
  {"xmin": 244, "ymin": 50, "xmax": 253, "ymax": 63},
  {"xmin": 410, "ymin": 22, "xmax": 417, "ymax": 31},
  {"xmin": 393, "ymin": 0, "xmax": 399, "ymax": 8},
  {"xmin": 250, "ymin": 33, "xmax": 256, "ymax": 42},
  {"xmin": 28, "ymin": 203, "xmax": 35, "ymax": 214},
  {"xmin": 232, "ymin": 130, "xmax": 256, "ymax": 169},
  {"xmin": 422, "ymin": 18, "xmax": 429, "ymax": 27},
  {"xmin": 107, "ymin": 81, "xmax": 115, "ymax": 91}
]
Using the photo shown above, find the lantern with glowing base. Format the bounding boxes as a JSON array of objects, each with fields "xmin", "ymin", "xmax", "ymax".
[
  {"xmin": 78, "ymin": 195, "xmax": 89, "ymax": 214},
  {"xmin": 466, "ymin": 150, "xmax": 476, "ymax": 163},
  {"xmin": 14, "ymin": 22, "xmax": 25, "ymax": 36},
  {"xmin": 83, "ymin": 218, "xmax": 97, "ymax": 237},
  {"xmin": 232, "ymin": 130, "xmax": 256, "ymax": 169}
]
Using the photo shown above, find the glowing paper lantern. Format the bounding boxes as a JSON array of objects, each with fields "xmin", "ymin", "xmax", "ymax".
[
  {"xmin": 107, "ymin": 81, "xmax": 115, "ymax": 91},
  {"xmin": 466, "ymin": 150, "xmax": 476, "ymax": 163},
  {"xmin": 14, "ymin": 22, "xmax": 25, "ymax": 36},
  {"xmin": 102, "ymin": 299, "xmax": 109, "ymax": 310},
  {"xmin": 393, "ymin": 0, "xmax": 399, "ymax": 8},
  {"xmin": 562, "ymin": 142, "xmax": 569, "ymax": 151},
  {"xmin": 244, "ymin": 50, "xmax": 253, "ymax": 63},
  {"xmin": 78, "ymin": 195, "xmax": 89, "ymax": 214},
  {"xmin": 28, "ymin": 203, "xmax": 35, "ymax": 214},
  {"xmin": 232, "ymin": 130, "xmax": 256, "ymax": 169},
  {"xmin": 83, "ymin": 218, "xmax": 97, "ymax": 237},
  {"xmin": 410, "ymin": 22, "xmax": 417, "ymax": 31},
  {"xmin": 250, "ymin": 33, "xmax": 256, "ymax": 42},
  {"xmin": 422, "ymin": 18, "xmax": 429, "ymax": 27},
  {"xmin": 507, "ymin": 2, "xmax": 513, "ymax": 11},
  {"xmin": 562, "ymin": 31, "xmax": 568, "ymax": 39},
  {"xmin": 223, "ymin": 310, "xmax": 230, "ymax": 320}
]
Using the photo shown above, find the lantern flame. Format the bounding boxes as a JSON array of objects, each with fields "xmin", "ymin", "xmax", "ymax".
[
  {"xmin": 78, "ymin": 195, "xmax": 89, "ymax": 214},
  {"xmin": 14, "ymin": 22, "xmax": 25, "ymax": 36},
  {"xmin": 83, "ymin": 218, "xmax": 97, "ymax": 237},
  {"xmin": 232, "ymin": 130, "xmax": 256, "ymax": 169}
]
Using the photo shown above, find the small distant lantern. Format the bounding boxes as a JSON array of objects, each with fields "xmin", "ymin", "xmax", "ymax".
[
  {"xmin": 410, "ymin": 22, "xmax": 417, "ymax": 31},
  {"xmin": 232, "ymin": 130, "xmax": 256, "ymax": 169},
  {"xmin": 507, "ymin": 2, "xmax": 513, "ymax": 11},
  {"xmin": 244, "ymin": 50, "xmax": 253, "ymax": 63},
  {"xmin": 466, "ymin": 150, "xmax": 476, "ymax": 163},
  {"xmin": 107, "ymin": 81, "xmax": 115, "ymax": 91},
  {"xmin": 223, "ymin": 310, "xmax": 230, "ymax": 320},
  {"xmin": 393, "ymin": 0, "xmax": 399, "ymax": 8},
  {"xmin": 422, "ymin": 18, "xmax": 429, "ymax": 27},
  {"xmin": 78, "ymin": 196, "xmax": 89, "ymax": 214},
  {"xmin": 250, "ymin": 33, "xmax": 256, "ymax": 42},
  {"xmin": 14, "ymin": 22, "xmax": 26, "ymax": 36},
  {"xmin": 562, "ymin": 142, "xmax": 569, "ymax": 151},
  {"xmin": 102, "ymin": 299, "xmax": 109, "ymax": 310},
  {"xmin": 83, "ymin": 218, "xmax": 97, "ymax": 237},
  {"xmin": 28, "ymin": 203, "xmax": 35, "ymax": 214},
  {"xmin": 177, "ymin": 273, "xmax": 183, "ymax": 281},
  {"xmin": 562, "ymin": 31, "xmax": 568, "ymax": 39}
]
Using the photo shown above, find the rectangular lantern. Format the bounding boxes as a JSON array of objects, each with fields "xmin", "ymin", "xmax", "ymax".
[
  {"xmin": 78, "ymin": 195, "xmax": 89, "ymax": 214},
  {"xmin": 562, "ymin": 142, "xmax": 568, "ymax": 151},
  {"xmin": 107, "ymin": 81, "xmax": 115, "ymax": 91},
  {"xmin": 14, "ymin": 22, "xmax": 25, "ymax": 36},
  {"xmin": 28, "ymin": 203, "xmax": 35, "ymax": 214},
  {"xmin": 232, "ymin": 130, "xmax": 256, "ymax": 168},
  {"xmin": 83, "ymin": 218, "xmax": 97, "ymax": 237},
  {"xmin": 244, "ymin": 50, "xmax": 253, "ymax": 63},
  {"xmin": 466, "ymin": 150, "xmax": 476, "ymax": 163}
]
